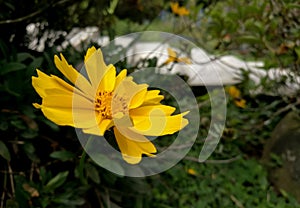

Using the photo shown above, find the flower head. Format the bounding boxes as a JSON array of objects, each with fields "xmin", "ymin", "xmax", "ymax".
[
  {"xmin": 32, "ymin": 46, "xmax": 189, "ymax": 164},
  {"xmin": 227, "ymin": 86, "xmax": 246, "ymax": 108},
  {"xmin": 164, "ymin": 48, "xmax": 191, "ymax": 65},
  {"xmin": 170, "ymin": 2, "xmax": 190, "ymax": 16}
]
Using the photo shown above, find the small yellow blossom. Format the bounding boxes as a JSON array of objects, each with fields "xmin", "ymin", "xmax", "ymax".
[
  {"xmin": 227, "ymin": 86, "xmax": 246, "ymax": 108},
  {"xmin": 170, "ymin": 2, "xmax": 190, "ymax": 16},
  {"xmin": 187, "ymin": 168, "xmax": 197, "ymax": 176},
  {"xmin": 164, "ymin": 48, "xmax": 191, "ymax": 65},
  {"xmin": 32, "ymin": 46, "xmax": 189, "ymax": 164}
]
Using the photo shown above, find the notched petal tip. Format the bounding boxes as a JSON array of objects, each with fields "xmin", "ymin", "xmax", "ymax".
[
  {"xmin": 33, "ymin": 103, "xmax": 41, "ymax": 109},
  {"xmin": 84, "ymin": 46, "xmax": 97, "ymax": 61}
]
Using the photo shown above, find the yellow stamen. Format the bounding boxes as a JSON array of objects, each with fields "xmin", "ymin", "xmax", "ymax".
[
  {"xmin": 95, "ymin": 91, "xmax": 113, "ymax": 119},
  {"xmin": 94, "ymin": 91, "xmax": 129, "ymax": 120}
]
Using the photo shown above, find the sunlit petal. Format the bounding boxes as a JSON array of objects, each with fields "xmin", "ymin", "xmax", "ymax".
[
  {"xmin": 130, "ymin": 107, "xmax": 189, "ymax": 136},
  {"xmin": 115, "ymin": 69, "xmax": 127, "ymax": 88},
  {"xmin": 84, "ymin": 47, "xmax": 116, "ymax": 91},
  {"xmin": 114, "ymin": 77, "xmax": 148, "ymax": 110},
  {"xmin": 98, "ymin": 65, "xmax": 116, "ymax": 92},
  {"xmin": 82, "ymin": 118, "xmax": 113, "ymax": 136},
  {"xmin": 54, "ymin": 54, "xmax": 95, "ymax": 98},
  {"xmin": 114, "ymin": 127, "xmax": 156, "ymax": 164},
  {"xmin": 99, "ymin": 119, "xmax": 114, "ymax": 135},
  {"xmin": 142, "ymin": 90, "xmax": 164, "ymax": 105}
]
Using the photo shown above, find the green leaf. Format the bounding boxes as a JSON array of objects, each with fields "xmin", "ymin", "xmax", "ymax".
[
  {"xmin": 45, "ymin": 171, "xmax": 69, "ymax": 192},
  {"xmin": 21, "ymin": 129, "xmax": 38, "ymax": 139},
  {"xmin": 6, "ymin": 199, "xmax": 19, "ymax": 208},
  {"xmin": 52, "ymin": 198, "xmax": 85, "ymax": 206},
  {"xmin": 92, "ymin": 153, "xmax": 125, "ymax": 176},
  {"xmin": 50, "ymin": 150, "xmax": 75, "ymax": 162},
  {"xmin": 295, "ymin": 47, "xmax": 300, "ymax": 61},
  {"xmin": 23, "ymin": 142, "xmax": 39, "ymax": 162},
  {"xmin": 40, "ymin": 118, "xmax": 59, "ymax": 131},
  {"xmin": 85, "ymin": 163, "xmax": 100, "ymax": 184},
  {"xmin": 0, "ymin": 120, "xmax": 9, "ymax": 131},
  {"xmin": 236, "ymin": 35, "xmax": 261, "ymax": 44},
  {"xmin": 23, "ymin": 142, "xmax": 35, "ymax": 154},
  {"xmin": 28, "ymin": 57, "xmax": 44, "ymax": 76},
  {"xmin": 10, "ymin": 120, "xmax": 26, "ymax": 130},
  {"xmin": 286, "ymin": 3, "xmax": 300, "ymax": 9},
  {"xmin": 0, "ymin": 62, "xmax": 26, "ymax": 75},
  {"xmin": 17, "ymin": 53, "xmax": 34, "ymax": 62},
  {"xmin": 0, "ymin": 140, "xmax": 11, "ymax": 161}
]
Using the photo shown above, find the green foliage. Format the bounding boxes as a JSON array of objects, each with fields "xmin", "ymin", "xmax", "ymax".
[
  {"xmin": 148, "ymin": 158, "xmax": 300, "ymax": 208},
  {"xmin": 0, "ymin": 140, "xmax": 11, "ymax": 161},
  {"xmin": 195, "ymin": 0, "xmax": 300, "ymax": 72},
  {"xmin": 0, "ymin": 0, "xmax": 300, "ymax": 207}
]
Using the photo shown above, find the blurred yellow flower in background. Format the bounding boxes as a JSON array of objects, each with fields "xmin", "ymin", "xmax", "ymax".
[
  {"xmin": 32, "ymin": 46, "xmax": 189, "ymax": 164},
  {"xmin": 170, "ymin": 2, "xmax": 190, "ymax": 16},
  {"xmin": 187, "ymin": 168, "xmax": 197, "ymax": 176},
  {"xmin": 164, "ymin": 48, "xmax": 191, "ymax": 65},
  {"xmin": 227, "ymin": 86, "xmax": 246, "ymax": 108}
]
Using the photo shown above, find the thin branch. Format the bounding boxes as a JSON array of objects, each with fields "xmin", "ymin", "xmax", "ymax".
[
  {"xmin": 29, "ymin": 162, "xmax": 35, "ymax": 181},
  {"xmin": 263, "ymin": 98, "xmax": 300, "ymax": 125},
  {"xmin": 1, "ymin": 191, "xmax": 5, "ymax": 208},
  {"xmin": 7, "ymin": 162, "xmax": 15, "ymax": 198},
  {"xmin": 230, "ymin": 194, "xmax": 245, "ymax": 208},
  {"xmin": 0, "ymin": 0, "xmax": 71, "ymax": 25},
  {"xmin": 184, "ymin": 155, "xmax": 241, "ymax": 164},
  {"xmin": 1, "ymin": 169, "xmax": 7, "ymax": 208}
]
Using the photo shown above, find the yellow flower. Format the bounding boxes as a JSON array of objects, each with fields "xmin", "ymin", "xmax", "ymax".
[
  {"xmin": 32, "ymin": 46, "xmax": 189, "ymax": 164},
  {"xmin": 164, "ymin": 48, "xmax": 191, "ymax": 65},
  {"xmin": 227, "ymin": 86, "xmax": 246, "ymax": 108},
  {"xmin": 187, "ymin": 168, "xmax": 197, "ymax": 176},
  {"xmin": 170, "ymin": 2, "xmax": 190, "ymax": 16}
]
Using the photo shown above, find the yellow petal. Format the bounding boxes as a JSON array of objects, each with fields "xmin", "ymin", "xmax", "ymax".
[
  {"xmin": 163, "ymin": 57, "xmax": 173, "ymax": 65},
  {"xmin": 37, "ymin": 93, "xmax": 97, "ymax": 127},
  {"xmin": 54, "ymin": 54, "xmax": 78, "ymax": 84},
  {"xmin": 99, "ymin": 119, "xmax": 114, "ymax": 135},
  {"xmin": 168, "ymin": 48, "xmax": 177, "ymax": 58},
  {"xmin": 32, "ymin": 70, "xmax": 94, "ymax": 109},
  {"xmin": 227, "ymin": 86, "xmax": 241, "ymax": 98},
  {"xmin": 130, "ymin": 106, "xmax": 189, "ymax": 136},
  {"xmin": 130, "ymin": 105, "xmax": 175, "ymax": 117},
  {"xmin": 142, "ymin": 90, "xmax": 164, "ymax": 105},
  {"xmin": 32, "ymin": 70, "xmax": 69, "ymax": 98},
  {"xmin": 234, "ymin": 99, "xmax": 246, "ymax": 108},
  {"xmin": 43, "ymin": 107, "xmax": 98, "ymax": 127},
  {"xmin": 170, "ymin": 2, "xmax": 179, "ymax": 13},
  {"xmin": 33, "ymin": 103, "xmax": 41, "ymax": 109},
  {"xmin": 129, "ymin": 88, "xmax": 148, "ymax": 109},
  {"xmin": 113, "ymin": 127, "xmax": 156, "ymax": 164},
  {"xmin": 85, "ymin": 46, "xmax": 97, "ymax": 61},
  {"xmin": 41, "ymin": 93, "xmax": 94, "ymax": 110},
  {"xmin": 113, "ymin": 77, "xmax": 148, "ymax": 110},
  {"xmin": 177, "ymin": 57, "xmax": 192, "ymax": 64},
  {"xmin": 84, "ymin": 47, "xmax": 115, "ymax": 91},
  {"xmin": 177, "ymin": 7, "xmax": 190, "ymax": 16},
  {"xmin": 83, "ymin": 118, "xmax": 113, "ymax": 136},
  {"xmin": 115, "ymin": 69, "xmax": 127, "ymax": 88},
  {"xmin": 98, "ymin": 65, "xmax": 116, "ymax": 92},
  {"xmin": 54, "ymin": 54, "xmax": 95, "ymax": 98}
]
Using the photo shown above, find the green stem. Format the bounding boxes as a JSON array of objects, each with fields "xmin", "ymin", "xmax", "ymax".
[{"xmin": 78, "ymin": 136, "xmax": 93, "ymax": 185}]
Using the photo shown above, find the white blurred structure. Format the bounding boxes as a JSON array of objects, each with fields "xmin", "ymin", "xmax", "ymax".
[{"xmin": 27, "ymin": 26, "xmax": 299, "ymax": 95}]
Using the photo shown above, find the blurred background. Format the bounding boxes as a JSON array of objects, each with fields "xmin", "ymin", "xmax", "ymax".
[{"xmin": 0, "ymin": 0, "xmax": 300, "ymax": 207}]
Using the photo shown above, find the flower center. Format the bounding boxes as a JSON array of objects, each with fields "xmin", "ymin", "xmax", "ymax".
[
  {"xmin": 95, "ymin": 91, "xmax": 128, "ymax": 119},
  {"xmin": 95, "ymin": 91, "xmax": 113, "ymax": 119}
]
